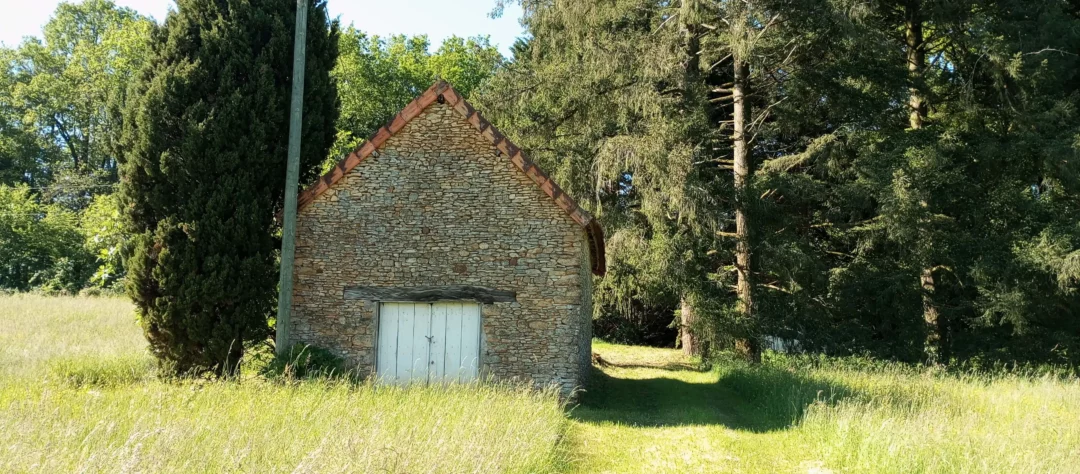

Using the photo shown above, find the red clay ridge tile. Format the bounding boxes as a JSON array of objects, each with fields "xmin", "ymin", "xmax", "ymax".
[
  {"xmin": 481, "ymin": 125, "xmax": 498, "ymax": 143},
  {"xmin": 398, "ymin": 100, "xmax": 423, "ymax": 122},
  {"xmin": 541, "ymin": 179, "xmax": 558, "ymax": 197},
  {"xmin": 467, "ymin": 112, "xmax": 483, "ymax": 130},
  {"xmin": 369, "ymin": 126, "xmax": 392, "ymax": 148},
  {"xmin": 440, "ymin": 86, "xmax": 462, "ymax": 105},
  {"xmin": 495, "ymin": 137, "xmax": 515, "ymax": 157},
  {"xmin": 387, "ymin": 114, "xmax": 408, "ymax": 134},
  {"xmin": 453, "ymin": 99, "xmax": 472, "ymax": 118},
  {"xmin": 510, "ymin": 152, "xmax": 527, "ymax": 170}
]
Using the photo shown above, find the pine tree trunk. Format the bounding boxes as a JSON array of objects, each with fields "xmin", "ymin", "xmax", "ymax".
[
  {"xmin": 680, "ymin": 295, "xmax": 698, "ymax": 356},
  {"xmin": 685, "ymin": 17, "xmax": 701, "ymax": 82},
  {"xmin": 906, "ymin": 2, "xmax": 927, "ymax": 130},
  {"xmin": 677, "ymin": 5, "xmax": 703, "ymax": 359},
  {"xmin": 905, "ymin": 0, "xmax": 940, "ymax": 364},
  {"xmin": 732, "ymin": 56, "xmax": 760, "ymax": 364},
  {"xmin": 920, "ymin": 266, "xmax": 941, "ymax": 362}
]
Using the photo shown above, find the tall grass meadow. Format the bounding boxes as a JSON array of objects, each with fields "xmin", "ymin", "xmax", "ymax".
[{"xmin": 2, "ymin": 295, "xmax": 1078, "ymax": 473}]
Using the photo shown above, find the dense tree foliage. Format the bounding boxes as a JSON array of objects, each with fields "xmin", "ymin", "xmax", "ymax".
[
  {"xmin": 330, "ymin": 30, "xmax": 502, "ymax": 158},
  {"xmin": 482, "ymin": 0, "xmax": 1080, "ymax": 367},
  {"xmin": 118, "ymin": 0, "xmax": 339, "ymax": 375},
  {"xmin": 0, "ymin": 0, "xmax": 151, "ymax": 290},
  {"xmin": 0, "ymin": 185, "xmax": 92, "ymax": 292},
  {"xmin": 0, "ymin": 0, "xmax": 152, "ymax": 208},
  {"xmin": 81, "ymin": 192, "xmax": 125, "ymax": 288}
]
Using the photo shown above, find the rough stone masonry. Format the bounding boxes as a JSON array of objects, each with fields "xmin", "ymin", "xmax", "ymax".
[{"xmin": 290, "ymin": 99, "xmax": 595, "ymax": 394}]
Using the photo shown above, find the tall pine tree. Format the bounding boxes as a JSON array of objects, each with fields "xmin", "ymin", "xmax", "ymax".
[
  {"xmin": 479, "ymin": 0, "xmax": 732, "ymax": 356},
  {"xmin": 481, "ymin": 0, "xmax": 855, "ymax": 361}
]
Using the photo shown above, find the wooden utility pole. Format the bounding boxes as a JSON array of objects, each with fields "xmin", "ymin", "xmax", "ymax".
[{"xmin": 276, "ymin": 0, "xmax": 307, "ymax": 356}]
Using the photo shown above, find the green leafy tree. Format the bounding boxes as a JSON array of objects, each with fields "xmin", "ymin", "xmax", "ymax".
[
  {"xmin": 119, "ymin": 0, "xmax": 339, "ymax": 375},
  {"xmin": 820, "ymin": 0, "xmax": 1080, "ymax": 364},
  {"xmin": 330, "ymin": 30, "xmax": 502, "ymax": 158},
  {"xmin": 0, "ymin": 185, "xmax": 93, "ymax": 292},
  {"xmin": 750, "ymin": 0, "xmax": 1080, "ymax": 365},
  {"xmin": 3, "ymin": 0, "xmax": 152, "ymax": 208},
  {"xmin": 484, "ymin": 0, "xmax": 1080, "ymax": 368},
  {"xmin": 479, "ymin": 0, "xmax": 725, "ymax": 356},
  {"xmin": 0, "ymin": 51, "xmax": 44, "ymax": 186}
]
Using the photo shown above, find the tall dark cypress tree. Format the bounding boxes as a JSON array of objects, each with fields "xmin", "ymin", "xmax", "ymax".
[{"xmin": 118, "ymin": 0, "xmax": 339, "ymax": 375}]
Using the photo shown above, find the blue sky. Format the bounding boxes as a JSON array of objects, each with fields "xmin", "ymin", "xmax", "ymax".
[{"xmin": 0, "ymin": 0, "xmax": 525, "ymax": 56}]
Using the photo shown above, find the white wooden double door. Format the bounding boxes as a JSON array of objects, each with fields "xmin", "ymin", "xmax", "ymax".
[{"xmin": 376, "ymin": 302, "xmax": 481, "ymax": 384}]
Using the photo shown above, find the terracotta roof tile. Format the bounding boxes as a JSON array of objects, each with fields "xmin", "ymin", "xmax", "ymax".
[{"xmin": 439, "ymin": 84, "xmax": 462, "ymax": 104}]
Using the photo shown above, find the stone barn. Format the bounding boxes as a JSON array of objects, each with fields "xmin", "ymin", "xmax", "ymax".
[{"xmin": 288, "ymin": 81, "xmax": 605, "ymax": 393}]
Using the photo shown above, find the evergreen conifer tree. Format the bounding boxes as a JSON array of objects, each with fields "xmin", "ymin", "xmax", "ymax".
[
  {"xmin": 480, "ymin": 0, "xmax": 849, "ymax": 361},
  {"xmin": 118, "ymin": 0, "xmax": 339, "ymax": 375}
]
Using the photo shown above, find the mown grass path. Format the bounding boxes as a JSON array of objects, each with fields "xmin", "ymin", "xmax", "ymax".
[
  {"xmin": 570, "ymin": 341, "xmax": 1080, "ymax": 474},
  {"xmin": 568, "ymin": 342, "xmax": 807, "ymax": 473}
]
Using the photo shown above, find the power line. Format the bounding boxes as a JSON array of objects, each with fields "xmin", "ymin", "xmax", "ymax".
[{"xmin": 4, "ymin": 183, "xmax": 118, "ymax": 191}]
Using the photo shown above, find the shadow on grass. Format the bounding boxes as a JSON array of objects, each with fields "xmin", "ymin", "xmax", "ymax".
[
  {"xmin": 599, "ymin": 361, "xmax": 708, "ymax": 372},
  {"xmin": 572, "ymin": 363, "xmax": 860, "ymax": 432}
]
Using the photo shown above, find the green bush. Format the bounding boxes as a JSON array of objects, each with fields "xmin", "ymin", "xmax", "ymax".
[
  {"xmin": 80, "ymin": 193, "xmax": 126, "ymax": 289},
  {"xmin": 263, "ymin": 344, "xmax": 349, "ymax": 380}
]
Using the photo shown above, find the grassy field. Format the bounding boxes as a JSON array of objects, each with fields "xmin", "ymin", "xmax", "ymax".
[
  {"xmin": 2, "ymin": 294, "xmax": 1079, "ymax": 473},
  {"xmin": 0, "ymin": 295, "xmax": 567, "ymax": 473}
]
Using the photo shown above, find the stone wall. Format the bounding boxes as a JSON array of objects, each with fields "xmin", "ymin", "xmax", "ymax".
[{"xmin": 291, "ymin": 101, "xmax": 592, "ymax": 393}]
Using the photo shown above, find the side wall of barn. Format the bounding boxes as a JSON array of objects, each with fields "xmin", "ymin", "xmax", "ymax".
[{"xmin": 290, "ymin": 102, "xmax": 592, "ymax": 393}]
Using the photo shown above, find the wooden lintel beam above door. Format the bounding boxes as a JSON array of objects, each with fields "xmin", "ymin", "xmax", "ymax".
[{"xmin": 343, "ymin": 285, "xmax": 517, "ymax": 304}]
